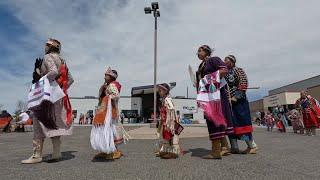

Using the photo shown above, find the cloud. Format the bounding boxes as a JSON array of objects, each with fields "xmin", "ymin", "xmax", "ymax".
[{"xmin": 1, "ymin": 0, "xmax": 320, "ymax": 112}]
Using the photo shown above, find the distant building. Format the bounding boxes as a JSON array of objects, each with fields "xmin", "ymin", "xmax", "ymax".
[
  {"xmin": 70, "ymin": 84, "xmax": 204, "ymax": 124},
  {"xmin": 268, "ymin": 75, "xmax": 320, "ymax": 97},
  {"xmin": 250, "ymin": 75, "xmax": 320, "ymax": 117},
  {"xmin": 263, "ymin": 91, "xmax": 301, "ymax": 113},
  {"xmin": 306, "ymin": 85, "xmax": 320, "ymax": 100},
  {"xmin": 249, "ymin": 99, "xmax": 264, "ymax": 118}
]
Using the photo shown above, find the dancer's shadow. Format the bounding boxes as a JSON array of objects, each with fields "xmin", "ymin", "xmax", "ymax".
[
  {"xmin": 189, "ymin": 148, "xmax": 211, "ymax": 158},
  {"xmin": 43, "ymin": 151, "xmax": 77, "ymax": 163},
  {"xmin": 91, "ymin": 152, "xmax": 123, "ymax": 162},
  {"xmin": 91, "ymin": 157, "xmax": 115, "ymax": 163}
]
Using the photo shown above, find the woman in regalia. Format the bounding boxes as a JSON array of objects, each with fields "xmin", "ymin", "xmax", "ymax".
[
  {"xmin": 288, "ymin": 108, "xmax": 304, "ymax": 134},
  {"xmin": 22, "ymin": 38, "xmax": 74, "ymax": 164},
  {"xmin": 224, "ymin": 55, "xmax": 258, "ymax": 154},
  {"xmin": 196, "ymin": 45, "xmax": 234, "ymax": 159},
  {"xmin": 297, "ymin": 91, "xmax": 320, "ymax": 136},
  {"xmin": 90, "ymin": 67, "xmax": 125, "ymax": 160}
]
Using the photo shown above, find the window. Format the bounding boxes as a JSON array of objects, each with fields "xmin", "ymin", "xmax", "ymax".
[{"xmin": 183, "ymin": 114, "xmax": 193, "ymax": 119}]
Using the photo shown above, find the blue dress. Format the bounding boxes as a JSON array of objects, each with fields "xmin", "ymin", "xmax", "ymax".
[{"xmin": 225, "ymin": 67, "xmax": 253, "ymax": 140}]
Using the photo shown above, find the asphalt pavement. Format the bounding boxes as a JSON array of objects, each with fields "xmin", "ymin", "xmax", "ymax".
[{"xmin": 1, "ymin": 126, "xmax": 320, "ymax": 180}]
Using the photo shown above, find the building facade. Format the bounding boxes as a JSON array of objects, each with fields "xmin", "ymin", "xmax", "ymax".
[
  {"xmin": 249, "ymin": 75, "xmax": 320, "ymax": 119},
  {"xmin": 70, "ymin": 84, "xmax": 204, "ymax": 124},
  {"xmin": 70, "ymin": 96, "xmax": 204, "ymax": 124}
]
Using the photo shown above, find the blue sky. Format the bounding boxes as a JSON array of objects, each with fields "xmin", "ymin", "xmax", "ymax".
[
  {"xmin": 1, "ymin": 0, "xmax": 320, "ymax": 113},
  {"xmin": 0, "ymin": 5, "xmax": 32, "ymax": 76}
]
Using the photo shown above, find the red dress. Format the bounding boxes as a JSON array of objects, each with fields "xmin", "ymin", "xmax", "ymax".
[
  {"xmin": 276, "ymin": 121, "xmax": 284, "ymax": 131},
  {"xmin": 300, "ymin": 96, "xmax": 320, "ymax": 128},
  {"xmin": 160, "ymin": 106, "xmax": 173, "ymax": 141}
]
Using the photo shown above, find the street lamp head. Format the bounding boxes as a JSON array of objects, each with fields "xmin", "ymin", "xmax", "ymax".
[
  {"xmin": 151, "ymin": 2, "xmax": 159, "ymax": 10},
  {"xmin": 144, "ymin": 7, "xmax": 152, "ymax": 14},
  {"xmin": 155, "ymin": 10, "xmax": 160, "ymax": 17}
]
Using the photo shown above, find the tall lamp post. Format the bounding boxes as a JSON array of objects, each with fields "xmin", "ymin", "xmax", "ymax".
[{"xmin": 144, "ymin": 2, "xmax": 160, "ymax": 123}]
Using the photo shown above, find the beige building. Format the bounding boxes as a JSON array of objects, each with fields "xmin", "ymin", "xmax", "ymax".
[
  {"xmin": 250, "ymin": 75, "xmax": 320, "ymax": 116},
  {"xmin": 263, "ymin": 92, "xmax": 300, "ymax": 112}
]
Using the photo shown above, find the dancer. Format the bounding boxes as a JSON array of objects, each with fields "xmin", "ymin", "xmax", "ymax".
[
  {"xmin": 265, "ymin": 111, "xmax": 275, "ymax": 132},
  {"xmin": 224, "ymin": 55, "xmax": 258, "ymax": 154},
  {"xmin": 297, "ymin": 91, "xmax": 320, "ymax": 136},
  {"xmin": 156, "ymin": 83, "xmax": 183, "ymax": 159},
  {"xmin": 22, "ymin": 38, "xmax": 74, "ymax": 164},
  {"xmin": 196, "ymin": 45, "xmax": 234, "ymax": 159},
  {"xmin": 90, "ymin": 67, "xmax": 127, "ymax": 160},
  {"xmin": 288, "ymin": 108, "xmax": 304, "ymax": 134}
]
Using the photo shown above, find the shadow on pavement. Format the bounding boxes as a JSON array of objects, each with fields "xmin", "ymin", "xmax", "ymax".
[
  {"xmin": 43, "ymin": 151, "xmax": 77, "ymax": 163},
  {"xmin": 91, "ymin": 158, "xmax": 115, "ymax": 163},
  {"xmin": 90, "ymin": 152, "xmax": 122, "ymax": 162},
  {"xmin": 189, "ymin": 148, "xmax": 211, "ymax": 157}
]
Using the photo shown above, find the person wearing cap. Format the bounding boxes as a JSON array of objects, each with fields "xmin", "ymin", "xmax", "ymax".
[
  {"xmin": 196, "ymin": 45, "xmax": 234, "ymax": 159},
  {"xmin": 156, "ymin": 83, "xmax": 183, "ymax": 159},
  {"xmin": 224, "ymin": 55, "xmax": 258, "ymax": 154},
  {"xmin": 22, "ymin": 38, "xmax": 74, "ymax": 164},
  {"xmin": 90, "ymin": 67, "xmax": 125, "ymax": 160}
]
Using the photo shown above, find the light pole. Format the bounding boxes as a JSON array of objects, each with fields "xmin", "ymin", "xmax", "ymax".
[{"xmin": 144, "ymin": 2, "xmax": 160, "ymax": 123}]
